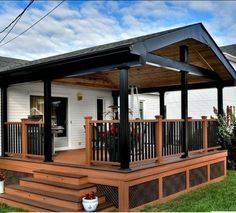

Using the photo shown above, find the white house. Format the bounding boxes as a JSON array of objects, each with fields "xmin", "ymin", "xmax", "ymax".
[{"xmin": 0, "ymin": 44, "xmax": 235, "ymax": 152}]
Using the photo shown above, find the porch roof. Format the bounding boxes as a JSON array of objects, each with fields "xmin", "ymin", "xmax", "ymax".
[{"xmin": 0, "ymin": 23, "xmax": 235, "ymax": 91}]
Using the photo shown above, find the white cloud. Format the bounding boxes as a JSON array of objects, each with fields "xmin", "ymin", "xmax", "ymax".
[{"xmin": 0, "ymin": 1, "xmax": 235, "ymax": 60}]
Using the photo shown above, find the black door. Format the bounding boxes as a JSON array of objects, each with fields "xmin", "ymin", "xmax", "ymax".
[
  {"xmin": 51, "ymin": 97, "xmax": 68, "ymax": 137},
  {"xmin": 97, "ymin": 99, "xmax": 104, "ymax": 120}
]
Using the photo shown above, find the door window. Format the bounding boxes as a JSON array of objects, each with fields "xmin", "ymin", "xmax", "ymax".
[{"xmin": 30, "ymin": 96, "xmax": 68, "ymax": 137}]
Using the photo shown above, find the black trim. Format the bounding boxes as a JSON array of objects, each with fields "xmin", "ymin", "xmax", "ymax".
[
  {"xmin": 1, "ymin": 86, "xmax": 7, "ymax": 156},
  {"xmin": 217, "ymin": 86, "xmax": 223, "ymax": 115},
  {"xmin": 180, "ymin": 46, "xmax": 189, "ymax": 158},
  {"xmin": 159, "ymin": 91, "xmax": 166, "ymax": 118},
  {"xmin": 119, "ymin": 67, "xmax": 130, "ymax": 169},
  {"xmin": 43, "ymin": 79, "xmax": 53, "ymax": 162}
]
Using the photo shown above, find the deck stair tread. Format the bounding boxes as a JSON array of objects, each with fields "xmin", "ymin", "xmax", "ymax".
[
  {"xmin": 96, "ymin": 202, "xmax": 114, "ymax": 212},
  {"xmin": 0, "ymin": 194, "xmax": 75, "ymax": 212},
  {"xmin": 34, "ymin": 169, "xmax": 87, "ymax": 179},
  {"xmin": 6, "ymin": 184, "xmax": 103, "ymax": 203},
  {"xmin": 20, "ymin": 177, "xmax": 95, "ymax": 190}
]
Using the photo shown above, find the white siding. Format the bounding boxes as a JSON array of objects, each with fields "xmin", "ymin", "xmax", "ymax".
[
  {"xmin": 5, "ymin": 82, "xmax": 113, "ymax": 150},
  {"xmin": 128, "ymin": 94, "xmax": 159, "ymax": 119}
]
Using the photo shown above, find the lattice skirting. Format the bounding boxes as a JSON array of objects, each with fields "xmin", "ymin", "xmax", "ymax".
[
  {"xmin": 129, "ymin": 179, "xmax": 159, "ymax": 209},
  {"xmin": 128, "ymin": 160, "xmax": 225, "ymax": 210},
  {"xmin": 96, "ymin": 184, "xmax": 119, "ymax": 208}
]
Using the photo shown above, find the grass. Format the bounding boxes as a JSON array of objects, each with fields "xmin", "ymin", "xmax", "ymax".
[
  {"xmin": 0, "ymin": 204, "xmax": 26, "ymax": 212},
  {"xmin": 141, "ymin": 170, "xmax": 236, "ymax": 212}
]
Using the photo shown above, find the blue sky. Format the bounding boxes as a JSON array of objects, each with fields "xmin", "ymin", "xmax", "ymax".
[{"xmin": 0, "ymin": 0, "xmax": 236, "ymax": 60}]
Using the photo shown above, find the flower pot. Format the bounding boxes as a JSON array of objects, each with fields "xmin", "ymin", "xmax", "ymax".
[
  {"xmin": 82, "ymin": 197, "xmax": 98, "ymax": 212},
  {"xmin": 0, "ymin": 181, "xmax": 4, "ymax": 194}
]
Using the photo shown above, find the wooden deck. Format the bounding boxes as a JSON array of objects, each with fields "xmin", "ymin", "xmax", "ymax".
[
  {"xmin": 54, "ymin": 149, "xmax": 86, "ymax": 165},
  {"xmin": 0, "ymin": 150, "xmax": 227, "ymax": 211}
]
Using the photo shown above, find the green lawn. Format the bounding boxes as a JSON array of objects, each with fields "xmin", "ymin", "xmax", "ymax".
[
  {"xmin": 141, "ymin": 170, "xmax": 236, "ymax": 212},
  {"xmin": 0, "ymin": 204, "xmax": 26, "ymax": 212}
]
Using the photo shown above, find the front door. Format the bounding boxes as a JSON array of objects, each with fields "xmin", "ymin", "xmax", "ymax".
[
  {"xmin": 51, "ymin": 97, "xmax": 68, "ymax": 149},
  {"xmin": 97, "ymin": 98, "xmax": 104, "ymax": 120}
]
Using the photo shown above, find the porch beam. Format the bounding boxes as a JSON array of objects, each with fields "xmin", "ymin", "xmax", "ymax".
[
  {"xmin": 2, "ymin": 50, "xmax": 140, "ymax": 85},
  {"xmin": 145, "ymin": 53, "xmax": 220, "ymax": 80},
  {"xmin": 180, "ymin": 45, "xmax": 189, "ymax": 158},
  {"xmin": 119, "ymin": 67, "xmax": 130, "ymax": 170},
  {"xmin": 217, "ymin": 85, "xmax": 224, "ymax": 115},
  {"xmin": 159, "ymin": 91, "xmax": 166, "ymax": 118},
  {"xmin": 44, "ymin": 79, "xmax": 53, "ymax": 162},
  {"xmin": 1, "ymin": 86, "xmax": 7, "ymax": 156},
  {"xmin": 136, "ymin": 80, "xmax": 234, "ymax": 94}
]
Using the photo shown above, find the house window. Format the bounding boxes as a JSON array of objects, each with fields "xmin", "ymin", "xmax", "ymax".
[
  {"xmin": 139, "ymin": 101, "xmax": 144, "ymax": 119},
  {"xmin": 30, "ymin": 96, "xmax": 44, "ymax": 115}
]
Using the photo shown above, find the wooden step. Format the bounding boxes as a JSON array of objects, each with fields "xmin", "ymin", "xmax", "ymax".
[
  {"xmin": 0, "ymin": 194, "xmax": 75, "ymax": 212},
  {"xmin": 6, "ymin": 185, "xmax": 106, "ymax": 211},
  {"xmin": 96, "ymin": 202, "xmax": 114, "ymax": 212},
  {"xmin": 20, "ymin": 177, "xmax": 96, "ymax": 197},
  {"xmin": 33, "ymin": 169, "xmax": 88, "ymax": 185}
]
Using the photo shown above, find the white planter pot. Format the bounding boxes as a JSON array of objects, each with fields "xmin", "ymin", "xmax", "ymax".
[
  {"xmin": 0, "ymin": 181, "xmax": 4, "ymax": 194},
  {"xmin": 82, "ymin": 196, "xmax": 98, "ymax": 212}
]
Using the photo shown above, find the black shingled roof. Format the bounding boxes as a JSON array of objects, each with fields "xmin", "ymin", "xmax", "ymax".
[
  {"xmin": 0, "ymin": 23, "xmax": 200, "ymax": 72},
  {"xmin": 220, "ymin": 44, "xmax": 236, "ymax": 57},
  {"xmin": 0, "ymin": 56, "xmax": 27, "ymax": 69}
]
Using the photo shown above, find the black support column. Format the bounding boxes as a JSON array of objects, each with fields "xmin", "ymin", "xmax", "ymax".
[
  {"xmin": 119, "ymin": 67, "xmax": 130, "ymax": 170},
  {"xmin": 1, "ymin": 86, "xmax": 7, "ymax": 156},
  {"xmin": 44, "ymin": 79, "xmax": 53, "ymax": 162},
  {"xmin": 159, "ymin": 91, "xmax": 166, "ymax": 118},
  {"xmin": 217, "ymin": 85, "xmax": 223, "ymax": 116},
  {"xmin": 180, "ymin": 45, "xmax": 189, "ymax": 158}
]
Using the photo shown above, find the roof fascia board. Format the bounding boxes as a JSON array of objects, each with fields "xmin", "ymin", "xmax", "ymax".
[{"xmin": 145, "ymin": 53, "xmax": 220, "ymax": 80}]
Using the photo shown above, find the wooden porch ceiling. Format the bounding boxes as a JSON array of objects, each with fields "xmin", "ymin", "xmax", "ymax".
[{"xmin": 53, "ymin": 38, "xmax": 233, "ymax": 90}]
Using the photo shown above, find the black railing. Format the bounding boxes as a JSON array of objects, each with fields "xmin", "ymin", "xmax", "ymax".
[
  {"xmin": 27, "ymin": 124, "xmax": 44, "ymax": 155},
  {"xmin": 207, "ymin": 120, "xmax": 219, "ymax": 148},
  {"xmin": 130, "ymin": 121, "xmax": 156, "ymax": 161},
  {"xmin": 90, "ymin": 120, "xmax": 157, "ymax": 163},
  {"xmin": 91, "ymin": 122, "xmax": 120, "ymax": 162},
  {"xmin": 162, "ymin": 120, "xmax": 183, "ymax": 156},
  {"xmin": 6, "ymin": 122, "xmax": 22, "ymax": 154},
  {"xmin": 188, "ymin": 120, "xmax": 203, "ymax": 151}
]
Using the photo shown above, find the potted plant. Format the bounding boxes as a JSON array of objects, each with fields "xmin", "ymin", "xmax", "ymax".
[
  {"xmin": 0, "ymin": 173, "xmax": 5, "ymax": 194},
  {"xmin": 82, "ymin": 192, "xmax": 98, "ymax": 212}
]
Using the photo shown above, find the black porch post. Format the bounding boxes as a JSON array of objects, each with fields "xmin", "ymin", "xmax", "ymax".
[
  {"xmin": 1, "ymin": 86, "xmax": 7, "ymax": 156},
  {"xmin": 180, "ymin": 45, "xmax": 189, "ymax": 158},
  {"xmin": 44, "ymin": 79, "xmax": 53, "ymax": 162},
  {"xmin": 119, "ymin": 67, "xmax": 130, "ymax": 170},
  {"xmin": 159, "ymin": 91, "xmax": 166, "ymax": 118},
  {"xmin": 217, "ymin": 85, "xmax": 223, "ymax": 115}
]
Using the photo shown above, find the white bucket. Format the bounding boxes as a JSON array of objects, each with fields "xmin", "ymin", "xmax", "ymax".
[{"xmin": 0, "ymin": 181, "xmax": 4, "ymax": 194}]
